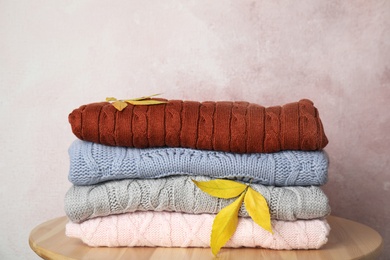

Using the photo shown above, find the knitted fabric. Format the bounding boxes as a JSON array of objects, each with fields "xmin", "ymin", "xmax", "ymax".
[
  {"xmin": 66, "ymin": 211, "xmax": 330, "ymax": 249},
  {"xmin": 68, "ymin": 140, "xmax": 329, "ymax": 186},
  {"xmin": 65, "ymin": 176, "xmax": 330, "ymax": 223},
  {"xmin": 68, "ymin": 99, "xmax": 328, "ymax": 153}
]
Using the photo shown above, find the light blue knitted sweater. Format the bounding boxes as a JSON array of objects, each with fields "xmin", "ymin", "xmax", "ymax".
[{"xmin": 68, "ymin": 140, "xmax": 328, "ymax": 186}]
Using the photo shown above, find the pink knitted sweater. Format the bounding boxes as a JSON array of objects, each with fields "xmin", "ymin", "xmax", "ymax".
[{"xmin": 66, "ymin": 212, "xmax": 330, "ymax": 250}]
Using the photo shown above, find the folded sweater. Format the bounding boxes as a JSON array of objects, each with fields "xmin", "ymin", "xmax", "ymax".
[
  {"xmin": 66, "ymin": 211, "xmax": 330, "ymax": 249},
  {"xmin": 68, "ymin": 99, "xmax": 328, "ymax": 153},
  {"xmin": 68, "ymin": 140, "xmax": 328, "ymax": 186},
  {"xmin": 65, "ymin": 176, "xmax": 330, "ymax": 223}
]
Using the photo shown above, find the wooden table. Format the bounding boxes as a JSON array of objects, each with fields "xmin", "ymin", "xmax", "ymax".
[{"xmin": 29, "ymin": 216, "xmax": 383, "ymax": 260}]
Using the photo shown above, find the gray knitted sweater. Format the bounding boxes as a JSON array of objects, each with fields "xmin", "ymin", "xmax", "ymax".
[{"xmin": 65, "ymin": 176, "xmax": 330, "ymax": 223}]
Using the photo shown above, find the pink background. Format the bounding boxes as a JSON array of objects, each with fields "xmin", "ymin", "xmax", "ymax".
[{"xmin": 1, "ymin": 1, "xmax": 389, "ymax": 259}]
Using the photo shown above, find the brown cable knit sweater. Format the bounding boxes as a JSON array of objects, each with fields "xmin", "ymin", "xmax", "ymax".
[{"xmin": 68, "ymin": 99, "xmax": 328, "ymax": 153}]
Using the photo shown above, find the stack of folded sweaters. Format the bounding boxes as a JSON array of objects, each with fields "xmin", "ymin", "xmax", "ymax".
[{"xmin": 64, "ymin": 98, "xmax": 331, "ymax": 252}]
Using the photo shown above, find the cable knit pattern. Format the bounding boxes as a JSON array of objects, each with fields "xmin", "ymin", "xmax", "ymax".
[
  {"xmin": 68, "ymin": 140, "xmax": 329, "ymax": 186},
  {"xmin": 66, "ymin": 211, "xmax": 330, "ymax": 249},
  {"xmin": 65, "ymin": 176, "xmax": 330, "ymax": 223},
  {"xmin": 68, "ymin": 99, "xmax": 328, "ymax": 153}
]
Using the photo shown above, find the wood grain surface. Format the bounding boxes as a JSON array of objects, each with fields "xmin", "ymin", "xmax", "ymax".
[{"xmin": 29, "ymin": 216, "xmax": 383, "ymax": 260}]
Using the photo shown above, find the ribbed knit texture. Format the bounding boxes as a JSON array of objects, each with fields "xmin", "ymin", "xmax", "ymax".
[
  {"xmin": 66, "ymin": 211, "xmax": 330, "ymax": 249},
  {"xmin": 65, "ymin": 175, "xmax": 330, "ymax": 223},
  {"xmin": 68, "ymin": 99, "xmax": 328, "ymax": 153},
  {"xmin": 68, "ymin": 140, "xmax": 329, "ymax": 186}
]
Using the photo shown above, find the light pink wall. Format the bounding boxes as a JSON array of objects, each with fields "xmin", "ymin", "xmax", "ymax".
[{"xmin": 1, "ymin": 1, "xmax": 389, "ymax": 259}]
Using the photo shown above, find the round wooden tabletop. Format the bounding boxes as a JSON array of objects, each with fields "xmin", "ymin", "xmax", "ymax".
[{"xmin": 29, "ymin": 215, "xmax": 383, "ymax": 260}]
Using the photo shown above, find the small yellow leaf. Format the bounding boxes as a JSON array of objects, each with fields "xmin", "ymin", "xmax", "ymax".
[
  {"xmin": 192, "ymin": 179, "xmax": 247, "ymax": 199},
  {"xmin": 125, "ymin": 99, "xmax": 168, "ymax": 106},
  {"xmin": 211, "ymin": 191, "xmax": 245, "ymax": 256},
  {"xmin": 106, "ymin": 94, "xmax": 166, "ymax": 109},
  {"xmin": 112, "ymin": 100, "xmax": 128, "ymax": 111},
  {"xmin": 244, "ymin": 187, "xmax": 273, "ymax": 233}
]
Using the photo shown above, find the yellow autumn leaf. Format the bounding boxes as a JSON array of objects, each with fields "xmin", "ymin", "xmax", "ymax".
[
  {"xmin": 244, "ymin": 187, "xmax": 273, "ymax": 233},
  {"xmin": 112, "ymin": 100, "xmax": 128, "ymax": 111},
  {"xmin": 211, "ymin": 191, "xmax": 246, "ymax": 256},
  {"xmin": 192, "ymin": 179, "xmax": 247, "ymax": 199},
  {"xmin": 126, "ymin": 99, "xmax": 168, "ymax": 105},
  {"xmin": 106, "ymin": 94, "xmax": 167, "ymax": 110}
]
